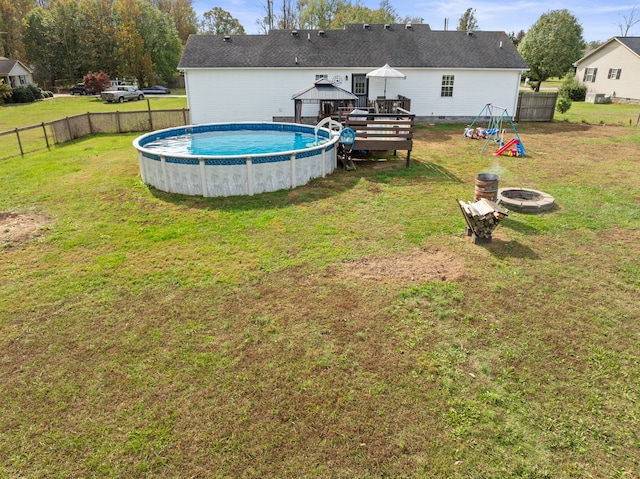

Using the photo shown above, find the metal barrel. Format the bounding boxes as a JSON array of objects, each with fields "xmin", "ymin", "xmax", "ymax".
[{"xmin": 474, "ymin": 173, "xmax": 499, "ymax": 202}]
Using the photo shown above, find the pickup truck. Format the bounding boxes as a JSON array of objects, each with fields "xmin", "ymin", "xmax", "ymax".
[
  {"xmin": 70, "ymin": 83, "xmax": 96, "ymax": 95},
  {"xmin": 101, "ymin": 85, "xmax": 144, "ymax": 103}
]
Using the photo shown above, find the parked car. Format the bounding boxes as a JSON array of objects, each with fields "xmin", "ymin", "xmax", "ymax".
[
  {"xmin": 101, "ymin": 85, "xmax": 144, "ymax": 103},
  {"xmin": 69, "ymin": 83, "xmax": 96, "ymax": 95},
  {"xmin": 141, "ymin": 85, "xmax": 171, "ymax": 95}
]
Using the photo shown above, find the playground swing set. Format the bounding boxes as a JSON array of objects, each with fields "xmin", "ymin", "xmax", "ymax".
[{"xmin": 463, "ymin": 103, "xmax": 525, "ymax": 157}]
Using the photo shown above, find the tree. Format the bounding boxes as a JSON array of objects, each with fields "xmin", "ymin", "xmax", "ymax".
[
  {"xmin": 584, "ymin": 40, "xmax": 602, "ymax": 54},
  {"xmin": 257, "ymin": 0, "xmax": 274, "ymax": 34},
  {"xmin": 507, "ymin": 29, "xmax": 525, "ymax": 47},
  {"xmin": 0, "ymin": 0, "xmax": 34, "ymax": 60},
  {"xmin": 276, "ymin": 0, "xmax": 297, "ymax": 29},
  {"xmin": 401, "ymin": 16, "xmax": 425, "ymax": 25},
  {"xmin": 23, "ymin": 7, "xmax": 57, "ymax": 86},
  {"xmin": 83, "ymin": 70, "xmax": 111, "ymax": 93},
  {"xmin": 200, "ymin": 7, "xmax": 245, "ymax": 35},
  {"xmin": 78, "ymin": 0, "xmax": 119, "ymax": 76},
  {"xmin": 153, "ymin": 0, "xmax": 198, "ymax": 44},
  {"xmin": 331, "ymin": 0, "xmax": 398, "ymax": 29},
  {"xmin": 617, "ymin": 4, "xmax": 640, "ymax": 36},
  {"xmin": 297, "ymin": 0, "xmax": 346, "ymax": 30},
  {"xmin": 457, "ymin": 7, "xmax": 478, "ymax": 31},
  {"xmin": 0, "ymin": 78, "xmax": 11, "ymax": 104},
  {"xmin": 518, "ymin": 9, "xmax": 585, "ymax": 92}
]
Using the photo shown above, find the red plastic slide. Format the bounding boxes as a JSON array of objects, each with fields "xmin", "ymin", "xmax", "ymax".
[{"xmin": 494, "ymin": 138, "xmax": 520, "ymax": 156}]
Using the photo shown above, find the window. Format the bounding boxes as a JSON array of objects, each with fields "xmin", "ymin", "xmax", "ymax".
[
  {"xmin": 19, "ymin": 75, "xmax": 27, "ymax": 85},
  {"xmin": 315, "ymin": 74, "xmax": 328, "ymax": 81},
  {"xmin": 583, "ymin": 68, "xmax": 597, "ymax": 82},
  {"xmin": 608, "ymin": 68, "xmax": 621, "ymax": 80},
  {"xmin": 441, "ymin": 75, "xmax": 454, "ymax": 97},
  {"xmin": 353, "ymin": 75, "xmax": 367, "ymax": 95}
]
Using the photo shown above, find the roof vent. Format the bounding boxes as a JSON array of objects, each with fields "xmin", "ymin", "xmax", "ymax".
[
  {"xmin": 318, "ymin": 30, "xmax": 326, "ymax": 36},
  {"xmin": 467, "ymin": 30, "xmax": 473, "ymax": 35},
  {"xmin": 405, "ymin": 23, "xmax": 412, "ymax": 29},
  {"xmin": 308, "ymin": 32, "xmax": 311, "ymax": 41},
  {"xmin": 363, "ymin": 24, "xmax": 370, "ymax": 29},
  {"xmin": 384, "ymin": 24, "xmax": 391, "ymax": 30},
  {"xmin": 291, "ymin": 30, "xmax": 298, "ymax": 36},
  {"xmin": 223, "ymin": 35, "xmax": 231, "ymax": 42},
  {"xmin": 499, "ymin": 40, "xmax": 503, "ymax": 48}
]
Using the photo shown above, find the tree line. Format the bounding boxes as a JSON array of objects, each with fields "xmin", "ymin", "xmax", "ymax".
[{"xmin": 1, "ymin": 0, "xmax": 637, "ymax": 92}]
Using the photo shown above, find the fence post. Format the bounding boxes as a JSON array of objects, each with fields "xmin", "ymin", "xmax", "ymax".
[
  {"xmin": 15, "ymin": 128, "xmax": 24, "ymax": 156},
  {"xmin": 65, "ymin": 116, "xmax": 72, "ymax": 140},
  {"xmin": 41, "ymin": 123, "xmax": 50, "ymax": 149},
  {"xmin": 87, "ymin": 112, "xmax": 94, "ymax": 134},
  {"xmin": 182, "ymin": 108, "xmax": 187, "ymax": 125},
  {"xmin": 116, "ymin": 110, "xmax": 121, "ymax": 133},
  {"xmin": 147, "ymin": 99, "xmax": 154, "ymax": 130}
]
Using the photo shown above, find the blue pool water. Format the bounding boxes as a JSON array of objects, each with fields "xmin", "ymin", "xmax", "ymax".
[{"xmin": 141, "ymin": 129, "xmax": 319, "ymax": 156}]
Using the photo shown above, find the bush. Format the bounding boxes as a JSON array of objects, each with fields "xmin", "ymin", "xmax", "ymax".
[
  {"xmin": 556, "ymin": 96, "xmax": 572, "ymax": 114},
  {"xmin": 559, "ymin": 73, "xmax": 587, "ymax": 101},
  {"xmin": 5, "ymin": 85, "xmax": 45, "ymax": 104},
  {"xmin": 0, "ymin": 81, "xmax": 11, "ymax": 105},
  {"xmin": 7, "ymin": 86, "xmax": 36, "ymax": 103}
]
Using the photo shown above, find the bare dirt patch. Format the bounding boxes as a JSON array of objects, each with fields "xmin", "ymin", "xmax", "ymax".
[
  {"xmin": 0, "ymin": 212, "xmax": 50, "ymax": 248},
  {"xmin": 336, "ymin": 247, "xmax": 466, "ymax": 283}
]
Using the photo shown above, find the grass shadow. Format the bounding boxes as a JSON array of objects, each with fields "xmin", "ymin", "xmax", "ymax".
[
  {"xmin": 480, "ymin": 238, "xmax": 541, "ymax": 259},
  {"xmin": 149, "ymin": 157, "xmax": 463, "ymax": 211}
]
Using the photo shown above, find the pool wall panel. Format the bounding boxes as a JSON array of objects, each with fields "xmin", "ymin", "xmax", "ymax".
[{"xmin": 134, "ymin": 123, "xmax": 338, "ymax": 198}]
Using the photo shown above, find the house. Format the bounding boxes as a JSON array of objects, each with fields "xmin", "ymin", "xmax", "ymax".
[
  {"xmin": 0, "ymin": 57, "xmax": 34, "ymax": 89},
  {"xmin": 178, "ymin": 24, "xmax": 528, "ymax": 124},
  {"xmin": 573, "ymin": 37, "xmax": 640, "ymax": 102}
]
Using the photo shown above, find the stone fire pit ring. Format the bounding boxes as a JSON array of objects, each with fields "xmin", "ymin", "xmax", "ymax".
[{"xmin": 497, "ymin": 188, "xmax": 555, "ymax": 213}]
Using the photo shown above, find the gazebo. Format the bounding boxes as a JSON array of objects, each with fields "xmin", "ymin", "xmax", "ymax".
[{"xmin": 291, "ymin": 78, "xmax": 358, "ymax": 123}]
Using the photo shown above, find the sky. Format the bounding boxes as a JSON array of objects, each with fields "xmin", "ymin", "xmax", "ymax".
[{"xmin": 191, "ymin": 0, "xmax": 639, "ymax": 43}]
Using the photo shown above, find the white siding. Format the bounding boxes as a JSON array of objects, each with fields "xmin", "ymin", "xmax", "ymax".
[
  {"xmin": 575, "ymin": 42, "xmax": 640, "ymax": 100},
  {"xmin": 184, "ymin": 67, "xmax": 523, "ymax": 124}
]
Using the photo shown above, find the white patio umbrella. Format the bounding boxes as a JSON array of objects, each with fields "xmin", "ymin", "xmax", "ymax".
[{"xmin": 366, "ymin": 63, "xmax": 406, "ymax": 98}]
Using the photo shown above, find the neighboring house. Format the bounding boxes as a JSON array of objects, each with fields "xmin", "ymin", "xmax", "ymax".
[
  {"xmin": 178, "ymin": 24, "xmax": 528, "ymax": 124},
  {"xmin": 573, "ymin": 37, "xmax": 640, "ymax": 102},
  {"xmin": 0, "ymin": 56, "xmax": 34, "ymax": 89}
]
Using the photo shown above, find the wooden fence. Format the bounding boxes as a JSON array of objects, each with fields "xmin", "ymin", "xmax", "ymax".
[
  {"xmin": 515, "ymin": 91, "xmax": 558, "ymax": 122},
  {"xmin": 0, "ymin": 108, "xmax": 190, "ymax": 161}
]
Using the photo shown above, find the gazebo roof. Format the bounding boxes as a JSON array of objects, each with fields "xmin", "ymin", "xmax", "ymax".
[{"xmin": 291, "ymin": 78, "xmax": 358, "ymax": 103}]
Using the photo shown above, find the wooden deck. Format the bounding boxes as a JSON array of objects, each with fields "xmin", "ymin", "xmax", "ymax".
[{"xmin": 339, "ymin": 110, "xmax": 415, "ymax": 167}]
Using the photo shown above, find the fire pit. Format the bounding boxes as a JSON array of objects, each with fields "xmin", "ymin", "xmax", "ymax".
[{"xmin": 497, "ymin": 188, "xmax": 555, "ymax": 213}]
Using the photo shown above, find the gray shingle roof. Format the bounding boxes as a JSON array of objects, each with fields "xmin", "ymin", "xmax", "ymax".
[
  {"xmin": 616, "ymin": 37, "xmax": 640, "ymax": 56},
  {"xmin": 179, "ymin": 24, "xmax": 528, "ymax": 70},
  {"xmin": 0, "ymin": 57, "xmax": 18, "ymax": 75}
]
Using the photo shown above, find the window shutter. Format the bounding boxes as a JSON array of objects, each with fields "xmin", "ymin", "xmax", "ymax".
[
  {"xmin": 616, "ymin": 69, "xmax": 621, "ymax": 79},
  {"xmin": 592, "ymin": 68, "xmax": 597, "ymax": 82}
]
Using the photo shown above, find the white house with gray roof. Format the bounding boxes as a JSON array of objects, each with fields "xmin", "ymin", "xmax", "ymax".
[
  {"xmin": 0, "ymin": 57, "xmax": 34, "ymax": 89},
  {"xmin": 573, "ymin": 37, "xmax": 640, "ymax": 102},
  {"xmin": 178, "ymin": 24, "xmax": 528, "ymax": 124}
]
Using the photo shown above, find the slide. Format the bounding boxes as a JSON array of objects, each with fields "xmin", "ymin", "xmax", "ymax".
[{"xmin": 494, "ymin": 138, "xmax": 520, "ymax": 156}]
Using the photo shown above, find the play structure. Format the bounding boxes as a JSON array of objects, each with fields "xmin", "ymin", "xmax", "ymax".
[{"xmin": 463, "ymin": 103, "xmax": 525, "ymax": 157}]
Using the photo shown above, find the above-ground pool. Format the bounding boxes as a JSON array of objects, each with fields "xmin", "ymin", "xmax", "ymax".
[{"xmin": 133, "ymin": 122, "xmax": 339, "ymax": 197}]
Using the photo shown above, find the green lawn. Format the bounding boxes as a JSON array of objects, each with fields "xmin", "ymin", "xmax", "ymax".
[
  {"xmin": 1, "ymin": 101, "xmax": 639, "ymax": 477},
  {"xmin": 555, "ymin": 101, "xmax": 640, "ymax": 126},
  {"xmin": 1, "ymin": 94, "xmax": 188, "ymax": 131}
]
